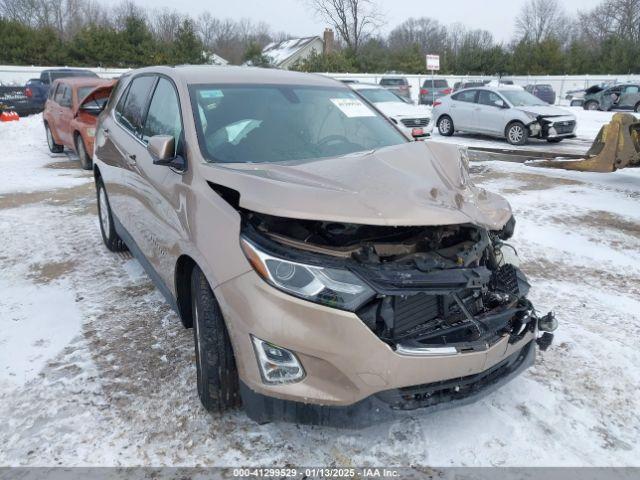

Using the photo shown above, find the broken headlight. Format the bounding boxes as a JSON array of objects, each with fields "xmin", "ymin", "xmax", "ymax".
[{"xmin": 240, "ymin": 237, "xmax": 375, "ymax": 311}]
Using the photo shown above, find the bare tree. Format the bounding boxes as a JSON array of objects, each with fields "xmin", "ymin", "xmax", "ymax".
[
  {"xmin": 306, "ymin": 0, "xmax": 383, "ymax": 53},
  {"xmin": 388, "ymin": 17, "xmax": 448, "ymax": 54},
  {"xmin": 515, "ymin": 0, "xmax": 569, "ymax": 43},
  {"xmin": 151, "ymin": 9, "xmax": 183, "ymax": 43}
]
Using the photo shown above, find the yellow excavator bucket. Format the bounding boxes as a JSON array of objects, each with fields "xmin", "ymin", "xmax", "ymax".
[{"xmin": 532, "ymin": 113, "xmax": 640, "ymax": 173}]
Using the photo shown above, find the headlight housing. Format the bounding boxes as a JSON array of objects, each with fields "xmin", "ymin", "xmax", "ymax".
[
  {"xmin": 240, "ymin": 237, "xmax": 375, "ymax": 311},
  {"xmin": 522, "ymin": 111, "xmax": 539, "ymax": 121}
]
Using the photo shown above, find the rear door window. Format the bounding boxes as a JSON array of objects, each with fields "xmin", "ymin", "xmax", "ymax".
[
  {"xmin": 118, "ymin": 76, "xmax": 156, "ymax": 136},
  {"xmin": 452, "ymin": 90, "xmax": 477, "ymax": 103},
  {"xmin": 142, "ymin": 78, "xmax": 183, "ymax": 154}
]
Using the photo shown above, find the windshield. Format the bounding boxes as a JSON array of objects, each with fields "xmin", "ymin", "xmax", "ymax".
[
  {"xmin": 500, "ymin": 90, "xmax": 547, "ymax": 106},
  {"xmin": 78, "ymin": 86, "xmax": 95, "ymax": 101},
  {"xmin": 357, "ymin": 88, "xmax": 403, "ymax": 103},
  {"xmin": 190, "ymin": 85, "xmax": 406, "ymax": 164}
]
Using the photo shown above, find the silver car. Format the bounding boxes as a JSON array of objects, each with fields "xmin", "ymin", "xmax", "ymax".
[{"xmin": 433, "ymin": 86, "xmax": 577, "ymax": 145}]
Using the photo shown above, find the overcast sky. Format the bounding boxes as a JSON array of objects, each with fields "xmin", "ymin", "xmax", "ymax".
[{"xmin": 134, "ymin": 0, "xmax": 603, "ymax": 43}]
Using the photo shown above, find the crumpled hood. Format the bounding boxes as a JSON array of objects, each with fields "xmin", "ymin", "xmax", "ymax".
[
  {"xmin": 516, "ymin": 105, "xmax": 575, "ymax": 118},
  {"xmin": 374, "ymin": 101, "xmax": 432, "ymax": 118},
  {"xmin": 200, "ymin": 141, "xmax": 512, "ymax": 230}
]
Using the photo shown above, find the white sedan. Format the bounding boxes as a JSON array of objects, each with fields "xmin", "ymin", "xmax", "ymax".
[{"xmin": 349, "ymin": 83, "xmax": 433, "ymax": 139}]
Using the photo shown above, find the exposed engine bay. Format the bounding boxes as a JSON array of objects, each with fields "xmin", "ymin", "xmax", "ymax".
[{"xmin": 241, "ymin": 210, "xmax": 556, "ymax": 354}]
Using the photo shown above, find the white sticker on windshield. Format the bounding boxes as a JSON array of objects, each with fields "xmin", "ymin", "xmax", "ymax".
[{"xmin": 330, "ymin": 98, "xmax": 376, "ymax": 118}]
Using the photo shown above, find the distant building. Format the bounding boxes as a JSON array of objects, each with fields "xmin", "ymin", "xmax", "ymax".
[
  {"xmin": 262, "ymin": 29, "xmax": 335, "ymax": 70},
  {"xmin": 204, "ymin": 52, "xmax": 229, "ymax": 66}
]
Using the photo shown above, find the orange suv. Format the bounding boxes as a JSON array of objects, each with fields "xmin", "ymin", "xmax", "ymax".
[{"xmin": 43, "ymin": 77, "xmax": 115, "ymax": 169}]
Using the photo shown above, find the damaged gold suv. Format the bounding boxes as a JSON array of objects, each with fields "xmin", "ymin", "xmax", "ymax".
[{"xmin": 93, "ymin": 66, "xmax": 556, "ymax": 425}]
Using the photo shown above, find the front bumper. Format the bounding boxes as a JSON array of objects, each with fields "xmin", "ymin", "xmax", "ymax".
[
  {"xmin": 214, "ymin": 270, "xmax": 537, "ymax": 411},
  {"xmin": 529, "ymin": 115, "xmax": 577, "ymax": 139},
  {"xmin": 241, "ymin": 339, "xmax": 535, "ymax": 427}
]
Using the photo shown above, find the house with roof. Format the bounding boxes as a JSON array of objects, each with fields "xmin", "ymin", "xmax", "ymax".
[
  {"xmin": 204, "ymin": 52, "xmax": 229, "ymax": 66},
  {"xmin": 262, "ymin": 29, "xmax": 334, "ymax": 69}
]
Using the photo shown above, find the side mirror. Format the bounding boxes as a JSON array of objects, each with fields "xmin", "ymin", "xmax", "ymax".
[
  {"xmin": 494, "ymin": 99, "xmax": 506, "ymax": 108},
  {"xmin": 79, "ymin": 104, "xmax": 104, "ymax": 116},
  {"xmin": 148, "ymin": 135, "xmax": 185, "ymax": 170}
]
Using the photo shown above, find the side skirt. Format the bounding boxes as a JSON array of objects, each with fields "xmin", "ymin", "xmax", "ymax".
[{"xmin": 112, "ymin": 214, "xmax": 180, "ymax": 314}]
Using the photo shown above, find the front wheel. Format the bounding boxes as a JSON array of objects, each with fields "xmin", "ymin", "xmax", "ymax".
[
  {"xmin": 584, "ymin": 100, "xmax": 599, "ymax": 111},
  {"xmin": 45, "ymin": 123, "xmax": 63, "ymax": 153},
  {"xmin": 75, "ymin": 135, "xmax": 92, "ymax": 170},
  {"xmin": 191, "ymin": 266, "xmax": 240, "ymax": 412},
  {"xmin": 505, "ymin": 121, "xmax": 528, "ymax": 146},
  {"xmin": 437, "ymin": 115, "xmax": 454, "ymax": 136}
]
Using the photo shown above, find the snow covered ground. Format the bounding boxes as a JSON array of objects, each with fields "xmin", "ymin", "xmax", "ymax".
[{"xmin": 1, "ymin": 113, "xmax": 639, "ymax": 467}]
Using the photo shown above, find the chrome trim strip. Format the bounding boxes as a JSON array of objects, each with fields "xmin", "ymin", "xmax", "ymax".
[{"xmin": 395, "ymin": 344, "xmax": 459, "ymax": 356}]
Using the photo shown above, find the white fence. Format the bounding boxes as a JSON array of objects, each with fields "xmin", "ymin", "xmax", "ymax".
[{"xmin": 2, "ymin": 65, "xmax": 640, "ymax": 105}]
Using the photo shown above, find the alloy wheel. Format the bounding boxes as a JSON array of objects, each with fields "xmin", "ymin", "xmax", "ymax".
[
  {"xmin": 439, "ymin": 118, "xmax": 451, "ymax": 134},
  {"xmin": 508, "ymin": 124, "xmax": 525, "ymax": 144},
  {"xmin": 98, "ymin": 186, "xmax": 111, "ymax": 235}
]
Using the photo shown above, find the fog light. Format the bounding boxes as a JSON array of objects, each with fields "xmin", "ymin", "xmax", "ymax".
[{"xmin": 251, "ymin": 336, "xmax": 305, "ymax": 384}]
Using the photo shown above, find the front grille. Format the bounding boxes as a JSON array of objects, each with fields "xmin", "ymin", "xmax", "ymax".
[
  {"xmin": 400, "ymin": 118, "xmax": 430, "ymax": 128},
  {"xmin": 392, "ymin": 292, "xmax": 480, "ymax": 339},
  {"xmin": 393, "ymin": 294, "xmax": 440, "ymax": 334},
  {"xmin": 552, "ymin": 120, "xmax": 575, "ymax": 134}
]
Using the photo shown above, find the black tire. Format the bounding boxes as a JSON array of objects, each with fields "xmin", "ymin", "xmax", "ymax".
[
  {"xmin": 75, "ymin": 134, "xmax": 92, "ymax": 170},
  {"xmin": 45, "ymin": 123, "xmax": 63, "ymax": 153},
  {"xmin": 191, "ymin": 266, "xmax": 240, "ymax": 412},
  {"xmin": 96, "ymin": 178, "xmax": 127, "ymax": 252},
  {"xmin": 584, "ymin": 100, "xmax": 599, "ymax": 111},
  {"xmin": 634, "ymin": 102, "xmax": 640, "ymax": 113},
  {"xmin": 505, "ymin": 121, "xmax": 528, "ymax": 146},
  {"xmin": 547, "ymin": 138, "xmax": 563, "ymax": 143},
  {"xmin": 437, "ymin": 115, "xmax": 454, "ymax": 136}
]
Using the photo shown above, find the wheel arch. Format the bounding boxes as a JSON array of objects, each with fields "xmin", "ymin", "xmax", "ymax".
[{"xmin": 175, "ymin": 254, "xmax": 198, "ymax": 328}]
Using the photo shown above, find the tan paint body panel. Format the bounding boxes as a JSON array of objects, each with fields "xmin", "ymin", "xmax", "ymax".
[{"xmin": 215, "ymin": 270, "xmax": 535, "ymax": 405}]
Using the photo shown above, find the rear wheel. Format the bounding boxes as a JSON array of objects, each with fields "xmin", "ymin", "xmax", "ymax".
[
  {"xmin": 45, "ymin": 123, "xmax": 63, "ymax": 153},
  {"xmin": 96, "ymin": 178, "xmax": 127, "ymax": 252},
  {"xmin": 437, "ymin": 115, "xmax": 454, "ymax": 136},
  {"xmin": 75, "ymin": 135, "xmax": 92, "ymax": 170},
  {"xmin": 191, "ymin": 266, "xmax": 240, "ymax": 412},
  {"xmin": 584, "ymin": 100, "xmax": 599, "ymax": 111},
  {"xmin": 505, "ymin": 121, "xmax": 528, "ymax": 146}
]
